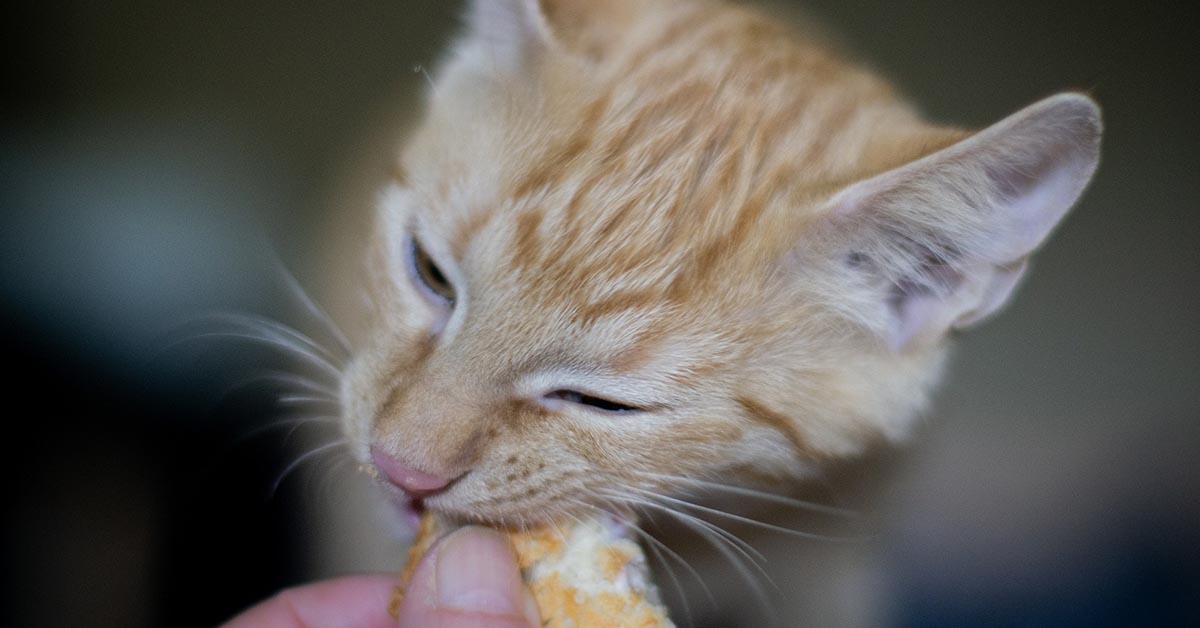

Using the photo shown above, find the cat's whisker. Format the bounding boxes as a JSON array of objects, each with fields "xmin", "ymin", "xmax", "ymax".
[
  {"xmin": 413, "ymin": 64, "xmax": 436, "ymax": 90},
  {"xmin": 280, "ymin": 415, "xmax": 340, "ymax": 447},
  {"xmin": 572, "ymin": 496, "xmax": 713, "ymax": 620},
  {"xmin": 667, "ymin": 507, "xmax": 779, "ymax": 626},
  {"xmin": 257, "ymin": 371, "xmax": 338, "ymax": 396},
  {"xmin": 632, "ymin": 514, "xmax": 696, "ymax": 627},
  {"xmin": 307, "ymin": 445, "xmax": 353, "ymax": 504},
  {"xmin": 610, "ymin": 500, "xmax": 709, "ymax": 626},
  {"xmin": 214, "ymin": 371, "xmax": 339, "ymax": 406},
  {"xmin": 604, "ymin": 490, "xmax": 778, "ymax": 625},
  {"xmin": 270, "ymin": 439, "xmax": 348, "ymax": 499},
  {"xmin": 632, "ymin": 470, "xmax": 857, "ymax": 519},
  {"xmin": 603, "ymin": 489, "xmax": 770, "ymax": 576},
  {"xmin": 235, "ymin": 415, "xmax": 338, "ymax": 445},
  {"xmin": 628, "ymin": 486, "xmax": 855, "ymax": 543},
  {"xmin": 646, "ymin": 497, "xmax": 768, "ymax": 572},
  {"xmin": 187, "ymin": 311, "xmax": 346, "ymax": 367},
  {"xmin": 551, "ymin": 507, "xmax": 578, "ymax": 550},
  {"xmin": 316, "ymin": 456, "xmax": 350, "ymax": 506},
  {"xmin": 277, "ymin": 394, "xmax": 340, "ymax": 407},
  {"xmin": 600, "ymin": 491, "xmax": 752, "ymax": 578},
  {"xmin": 179, "ymin": 330, "xmax": 344, "ymax": 380},
  {"xmin": 270, "ymin": 254, "xmax": 354, "ymax": 356}
]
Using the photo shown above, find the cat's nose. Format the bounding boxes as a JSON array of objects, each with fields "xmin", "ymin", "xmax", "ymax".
[{"xmin": 370, "ymin": 446, "xmax": 452, "ymax": 495}]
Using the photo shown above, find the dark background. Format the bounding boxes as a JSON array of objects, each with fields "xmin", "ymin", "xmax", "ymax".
[{"xmin": 2, "ymin": 1, "xmax": 1197, "ymax": 627}]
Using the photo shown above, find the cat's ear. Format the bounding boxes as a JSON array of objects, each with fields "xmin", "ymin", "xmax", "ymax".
[
  {"xmin": 463, "ymin": 0, "xmax": 634, "ymax": 71},
  {"xmin": 462, "ymin": 0, "xmax": 554, "ymax": 72},
  {"xmin": 827, "ymin": 93, "xmax": 1102, "ymax": 351}
]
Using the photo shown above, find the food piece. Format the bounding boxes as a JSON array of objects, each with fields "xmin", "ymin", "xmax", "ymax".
[{"xmin": 389, "ymin": 512, "xmax": 675, "ymax": 627}]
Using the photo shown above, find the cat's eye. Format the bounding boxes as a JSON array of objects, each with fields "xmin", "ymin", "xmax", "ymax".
[
  {"xmin": 543, "ymin": 389, "xmax": 643, "ymax": 413},
  {"xmin": 410, "ymin": 237, "xmax": 455, "ymax": 304}
]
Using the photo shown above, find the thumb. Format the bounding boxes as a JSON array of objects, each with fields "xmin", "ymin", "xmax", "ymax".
[{"xmin": 395, "ymin": 526, "xmax": 541, "ymax": 628}]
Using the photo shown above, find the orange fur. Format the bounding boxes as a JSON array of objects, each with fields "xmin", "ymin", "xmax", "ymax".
[{"xmin": 341, "ymin": 0, "xmax": 1101, "ymax": 525}]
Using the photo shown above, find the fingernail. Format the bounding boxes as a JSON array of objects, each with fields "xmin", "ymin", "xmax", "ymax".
[{"xmin": 435, "ymin": 527, "xmax": 524, "ymax": 615}]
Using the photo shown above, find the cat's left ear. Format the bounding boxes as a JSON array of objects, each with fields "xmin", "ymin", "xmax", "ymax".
[
  {"xmin": 826, "ymin": 93, "xmax": 1102, "ymax": 351},
  {"xmin": 463, "ymin": 0, "xmax": 634, "ymax": 71}
]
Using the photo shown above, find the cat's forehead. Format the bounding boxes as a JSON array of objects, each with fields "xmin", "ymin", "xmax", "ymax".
[
  {"xmin": 411, "ymin": 83, "xmax": 831, "ymax": 293},
  {"xmin": 395, "ymin": 2, "xmax": 924, "ymax": 330},
  {"xmin": 404, "ymin": 7, "xmax": 917, "ymax": 278}
]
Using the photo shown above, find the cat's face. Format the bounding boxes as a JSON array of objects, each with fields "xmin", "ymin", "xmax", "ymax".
[{"xmin": 340, "ymin": 0, "xmax": 1100, "ymax": 526}]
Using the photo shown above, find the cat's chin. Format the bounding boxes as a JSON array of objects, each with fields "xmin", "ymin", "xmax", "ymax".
[
  {"xmin": 416, "ymin": 498, "xmax": 639, "ymax": 533},
  {"xmin": 377, "ymin": 489, "xmax": 487, "ymax": 530}
]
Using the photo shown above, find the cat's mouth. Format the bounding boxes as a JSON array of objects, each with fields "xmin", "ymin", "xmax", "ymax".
[
  {"xmin": 360, "ymin": 458, "xmax": 440, "ymax": 529},
  {"xmin": 387, "ymin": 490, "xmax": 426, "ymax": 530},
  {"xmin": 405, "ymin": 495, "xmax": 427, "ymax": 526},
  {"xmin": 365, "ymin": 462, "xmax": 607, "ymax": 529}
]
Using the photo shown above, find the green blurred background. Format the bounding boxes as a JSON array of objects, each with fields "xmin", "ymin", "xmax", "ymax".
[{"xmin": 3, "ymin": 1, "xmax": 1196, "ymax": 627}]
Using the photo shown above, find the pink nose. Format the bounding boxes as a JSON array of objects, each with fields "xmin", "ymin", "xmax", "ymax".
[{"xmin": 370, "ymin": 446, "xmax": 452, "ymax": 495}]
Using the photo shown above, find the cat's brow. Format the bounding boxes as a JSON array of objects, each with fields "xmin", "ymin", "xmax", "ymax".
[{"xmin": 451, "ymin": 210, "xmax": 492, "ymax": 260}]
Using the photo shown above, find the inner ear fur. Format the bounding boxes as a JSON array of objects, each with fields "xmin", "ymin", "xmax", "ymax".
[{"xmin": 825, "ymin": 92, "xmax": 1102, "ymax": 351}]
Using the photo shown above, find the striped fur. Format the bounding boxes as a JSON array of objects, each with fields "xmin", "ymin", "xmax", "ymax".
[{"xmin": 340, "ymin": 0, "xmax": 1100, "ymax": 524}]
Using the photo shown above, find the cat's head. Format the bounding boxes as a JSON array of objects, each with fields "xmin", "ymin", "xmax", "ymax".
[{"xmin": 341, "ymin": 0, "xmax": 1101, "ymax": 525}]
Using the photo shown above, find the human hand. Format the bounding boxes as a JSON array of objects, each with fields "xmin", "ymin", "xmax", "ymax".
[{"xmin": 221, "ymin": 526, "xmax": 540, "ymax": 628}]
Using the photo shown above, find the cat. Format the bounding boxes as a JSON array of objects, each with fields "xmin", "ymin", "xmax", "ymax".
[{"xmin": 339, "ymin": 0, "xmax": 1101, "ymax": 532}]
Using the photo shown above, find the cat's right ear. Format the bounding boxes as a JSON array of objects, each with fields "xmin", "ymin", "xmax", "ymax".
[{"xmin": 820, "ymin": 93, "xmax": 1102, "ymax": 351}]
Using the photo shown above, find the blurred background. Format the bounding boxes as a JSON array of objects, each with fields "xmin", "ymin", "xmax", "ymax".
[{"xmin": 2, "ymin": 1, "xmax": 1196, "ymax": 627}]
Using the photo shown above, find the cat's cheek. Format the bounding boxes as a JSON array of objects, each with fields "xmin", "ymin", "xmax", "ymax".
[
  {"xmin": 338, "ymin": 357, "xmax": 379, "ymax": 463},
  {"xmin": 617, "ymin": 418, "xmax": 807, "ymax": 485},
  {"xmin": 426, "ymin": 445, "xmax": 593, "ymax": 523},
  {"xmin": 338, "ymin": 327, "xmax": 426, "ymax": 463}
]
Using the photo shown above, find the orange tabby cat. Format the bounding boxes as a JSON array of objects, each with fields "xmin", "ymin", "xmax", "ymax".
[{"xmin": 340, "ymin": 0, "xmax": 1101, "ymax": 529}]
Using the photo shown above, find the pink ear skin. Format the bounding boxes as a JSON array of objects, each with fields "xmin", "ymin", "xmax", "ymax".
[
  {"xmin": 952, "ymin": 259, "xmax": 1028, "ymax": 330},
  {"xmin": 829, "ymin": 93, "xmax": 1101, "ymax": 350}
]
